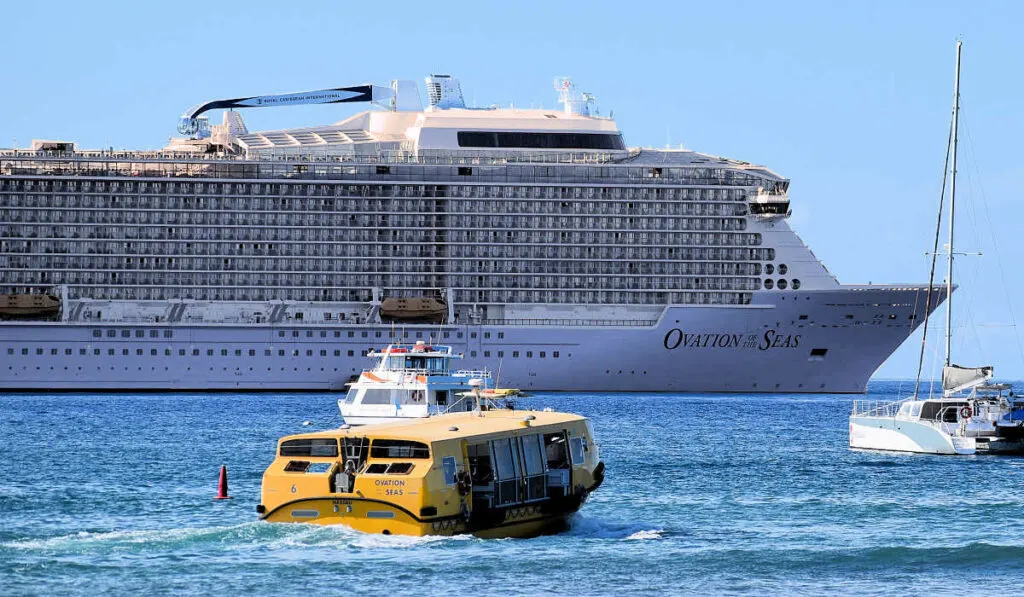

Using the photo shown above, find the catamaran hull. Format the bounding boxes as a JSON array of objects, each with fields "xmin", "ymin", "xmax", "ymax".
[{"xmin": 849, "ymin": 416, "xmax": 975, "ymax": 455}]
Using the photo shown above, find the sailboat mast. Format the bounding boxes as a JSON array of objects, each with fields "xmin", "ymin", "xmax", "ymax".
[{"xmin": 945, "ymin": 40, "xmax": 962, "ymax": 366}]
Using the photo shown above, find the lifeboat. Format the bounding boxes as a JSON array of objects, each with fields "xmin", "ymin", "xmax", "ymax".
[
  {"xmin": 379, "ymin": 297, "xmax": 446, "ymax": 323},
  {"xmin": 258, "ymin": 409, "xmax": 604, "ymax": 538},
  {"xmin": 0, "ymin": 293, "xmax": 60, "ymax": 320}
]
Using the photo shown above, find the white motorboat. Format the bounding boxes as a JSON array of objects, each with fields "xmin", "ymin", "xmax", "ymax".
[{"xmin": 338, "ymin": 340, "xmax": 504, "ymax": 425}]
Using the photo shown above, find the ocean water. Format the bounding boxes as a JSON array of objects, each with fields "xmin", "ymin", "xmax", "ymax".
[{"xmin": 3, "ymin": 380, "xmax": 1024, "ymax": 596}]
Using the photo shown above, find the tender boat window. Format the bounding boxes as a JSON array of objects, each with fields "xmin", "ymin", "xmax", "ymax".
[
  {"xmin": 306, "ymin": 462, "xmax": 333, "ymax": 474},
  {"xmin": 569, "ymin": 436, "xmax": 586, "ymax": 465},
  {"xmin": 365, "ymin": 463, "xmax": 388, "ymax": 474},
  {"xmin": 284, "ymin": 460, "xmax": 311, "ymax": 472},
  {"xmin": 280, "ymin": 438, "xmax": 339, "ymax": 457},
  {"xmin": 370, "ymin": 439, "xmax": 430, "ymax": 459},
  {"xmin": 385, "ymin": 462, "xmax": 414, "ymax": 475}
]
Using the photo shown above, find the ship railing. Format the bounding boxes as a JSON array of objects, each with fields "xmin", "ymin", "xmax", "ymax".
[
  {"xmin": 851, "ymin": 399, "xmax": 904, "ymax": 418},
  {"xmin": 452, "ymin": 369, "xmax": 492, "ymax": 379}
]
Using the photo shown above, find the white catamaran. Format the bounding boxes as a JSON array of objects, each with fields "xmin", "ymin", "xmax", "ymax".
[{"xmin": 849, "ymin": 41, "xmax": 1022, "ymax": 456}]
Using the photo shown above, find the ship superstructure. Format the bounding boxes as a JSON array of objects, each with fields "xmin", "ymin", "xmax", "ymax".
[{"xmin": 0, "ymin": 76, "xmax": 944, "ymax": 392}]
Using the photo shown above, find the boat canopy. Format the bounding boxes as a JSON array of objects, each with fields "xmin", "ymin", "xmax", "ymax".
[{"xmin": 943, "ymin": 364, "xmax": 994, "ymax": 395}]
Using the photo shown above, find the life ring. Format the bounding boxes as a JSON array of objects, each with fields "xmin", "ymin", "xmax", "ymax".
[
  {"xmin": 457, "ymin": 471, "xmax": 472, "ymax": 496},
  {"xmin": 960, "ymin": 406, "xmax": 973, "ymax": 419}
]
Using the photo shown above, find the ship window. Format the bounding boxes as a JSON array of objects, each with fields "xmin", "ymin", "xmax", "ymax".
[
  {"xmin": 137, "ymin": 349, "xmax": 144, "ymax": 356},
  {"xmin": 484, "ymin": 351, "xmax": 491, "ymax": 357},
  {"xmin": 320, "ymin": 350, "xmax": 327, "ymax": 357},
  {"xmin": 365, "ymin": 463, "xmax": 388, "ymax": 474},
  {"xmin": 235, "ymin": 350, "xmax": 242, "ymax": 357},
  {"xmin": 334, "ymin": 350, "xmax": 341, "ymax": 357},
  {"xmin": 764, "ymin": 279, "xmax": 774, "ymax": 290},
  {"xmin": 292, "ymin": 331, "xmax": 299, "ymax": 338},
  {"xmin": 498, "ymin": 351, "xmax": 504, "ymax": 358},
  {"xmin": 361, "ymin": 332, "xmax": 368, "ymax": 338},
  {"xmin": 348, "ymin": 350, "xmax": 354, "ymax": 357},
  {"xmin": 553, "ymin": 351, "xmax": 560, "ymax": 358},
  {"xmin": 526, "ymin": 351, "xmax": 533, "ymax": 358},
  {"xmin": 386, "ymin": 463, "xmax": 414, "ymax": 475},
  {"xmin": 777, "ymin": 279, "xmax": 788, "ymax": 290},
  {"xmin": 278, "ymin": 331, "xmax": 285, "ymax": 338},
  {"xmin": 792, "ymin": 279, "xmax": 801, "ymax": 290},
  {"xmin": 92, "ymin": 330, "xmax": 102, "ymax": 337},
  {"xmin": 498, "ymin": 332, "xmax": 504, "ymax": 339},
  {"xmin": 305, "ymin": 350, "xmax": 313, "ymax": 357},
  {"xmin": 471, "ymin": 332, "xmax": 477, "ymax": 339},
  {"xmin": 249, "ymin": 349, "xmax": 256, "ymax": 357},
  {"xmin": 79, "ymin": 348, "xmax": 86, "ymax": 356},
  {"xmin": 280, "ymin": 438, "xmax": 339, "ymax": 457},
  {"xmin": 221, "ymin": 349, "xmax": 228, "ymax": 356},
  {"xmin": 376, "ymin": 165, "xmax": 391, "ymax": 175},
  {"xmin": 64, "ymin": 348, "xmax": 72, "ymax": 356},
  {"xmin": 370, "ymin": 439, "xmax": 430, "ymax": 459},
  {"xmin": 121, "ymin": 330, "xmax": 130, "ymax": 338},
  {"xmin": 457, "ymin": 332, "xmax": 463, "ymax": 339},
  {"xmin": 513, "ymin": 351, "xmax": 520, "ymax": 358},
  {"xmin": 107, "ymin": 330, "xmax": 116, "ymax": 338},
  {"xmin": 456, "ymin": 131, "xmax": 626, "ymax": 150},
  {"xmin": 348, "ymin": 331, "xmax": 355, "ymax": 338},
  {"xmin": 443, "ymin": 332, "xmax": 450, "ymax": 338},
  {"xmin": 163, "ymin": 330, "xmax": 172, "ymax": 338},
  {"xmin": 540, "ymin": 351, "xmax": 546, "ymax": 358},
  {"xmin": 135, "ymin": 330, "xmax": 145, "ymax": 338},
  {"xmin": 207, "ymin": 349, "xmax": 214, "ymax": 356},
  {"xmin": 779, "ymin": 264, "xmax": 788, "ymax": 275},
  {"xmin": 150, "ymin": 330, "xmax": 159, "ymax": 338},
  {"xmin": 765, "ymin": 264, "xmax": 775, "ymax": 275},
  {"xmin": 458, "ymin": 167, "xmax": 473, "ymax": 176},
  {"xmin": 279, "ymin": 350, "xmax": 286, "ymax": 356},
  {"xmin": 6, "ymin": 348, "xmax": 12, "ymax": 355},
  {"xmin": 36, "ymin": 348, "xmax": 44, "ymax": 355},
  {"xmin": 799, "ymin": 315, "xmax": 809, "ymax": 320}
]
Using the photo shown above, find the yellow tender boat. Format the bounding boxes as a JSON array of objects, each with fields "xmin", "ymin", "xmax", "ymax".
[{"xmin": 258, "ymin": 409, "xmax": 604, "ymax": 538}]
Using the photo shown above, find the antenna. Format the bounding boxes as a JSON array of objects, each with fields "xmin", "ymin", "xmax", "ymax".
[{"xmin": 945, "ymin": 40, "xmax": 962, "ymax": 366}]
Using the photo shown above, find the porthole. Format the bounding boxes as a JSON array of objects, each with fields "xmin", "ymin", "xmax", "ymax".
[
  {"xmin": 792, "ymin": 279, "xmax": 801, "ymax": 290},
  {"xmin": 779, "ymin": 264, "xmax": 788, "ymax": 275},
  {"xmin": 765, "ymin": 264, "xmax": 775, "ymax": 275},
  {"xmin": 764, "ymin": 279, "xmax": 774, "ymax": 290},
  {"xmin": 778, "ymin": 279, "xmax": 788, "ymax": 290}
]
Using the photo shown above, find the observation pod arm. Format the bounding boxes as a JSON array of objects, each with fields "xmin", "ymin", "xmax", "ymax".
[{"xmin": 177, "ymin": 84, "xmax": 401, "ymax": 137}]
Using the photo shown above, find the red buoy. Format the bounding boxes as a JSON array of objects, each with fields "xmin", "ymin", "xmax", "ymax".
[{"xmin": 214, "ymin": 465, "xmax": 232, "ymax": 500}]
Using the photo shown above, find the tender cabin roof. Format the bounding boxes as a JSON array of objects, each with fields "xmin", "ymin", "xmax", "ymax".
[{"xmin": 280, "ymin": 410, "xmax": 586, "ymax": 445}]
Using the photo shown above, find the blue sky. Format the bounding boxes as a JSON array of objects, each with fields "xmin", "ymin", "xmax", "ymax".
[{"xmin": 3, "ymin": 1, "xmax": 1023, "ymax": 379}]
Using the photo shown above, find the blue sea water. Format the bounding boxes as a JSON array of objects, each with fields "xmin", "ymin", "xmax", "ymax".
[{"xmin": 3, "ymin": 380, "xmax": 1024, "ymax": 596}]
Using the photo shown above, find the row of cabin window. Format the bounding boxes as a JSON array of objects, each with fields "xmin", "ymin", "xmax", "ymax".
[
  {"xmin": 7, "ymin": 346, "xmax": 561, "ymax": 359},
  {"xmin": 275, "ymin": 330, "xmax": 502, "ymax": 339},
  {"xmin": 3, "ymin": 181, "xmax": 755, "ymax": 202},
  {"xmin": 92, "ymin": 328, "xmax": 173, "ymax": 338}
]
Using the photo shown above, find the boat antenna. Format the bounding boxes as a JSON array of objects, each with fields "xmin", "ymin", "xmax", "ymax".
[
  {"xmin": 912, "ymin": 41, "xmax": 959, "ymax": 399},
  {"xmin": 945, "ymin": 39, "xmax": 962, "ymax": 367}
]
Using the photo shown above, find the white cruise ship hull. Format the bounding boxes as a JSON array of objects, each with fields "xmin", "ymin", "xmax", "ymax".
[{"xmin": 1, "ymin": 286, "xmax": 940, "ymax": 393}]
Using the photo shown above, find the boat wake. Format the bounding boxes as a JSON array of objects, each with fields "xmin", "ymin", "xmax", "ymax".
[{"xmin": 567, "ymin": 515, "xmax": 665, "ymax": 541}]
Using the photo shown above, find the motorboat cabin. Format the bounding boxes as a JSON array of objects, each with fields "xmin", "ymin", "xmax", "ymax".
[{"xmin": 338, "ymin": 341, "xmax": 498, "ymax": 425}]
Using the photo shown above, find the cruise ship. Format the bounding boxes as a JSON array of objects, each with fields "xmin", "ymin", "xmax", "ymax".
[{"xmin": 0, "ymin": 76, "xmax": 944, "ymax": 392}]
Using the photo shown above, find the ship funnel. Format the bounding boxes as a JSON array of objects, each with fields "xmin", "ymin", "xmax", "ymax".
[{"xmin": 425, "ymin": 74, "xmax": 465, "ymax": 109}]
